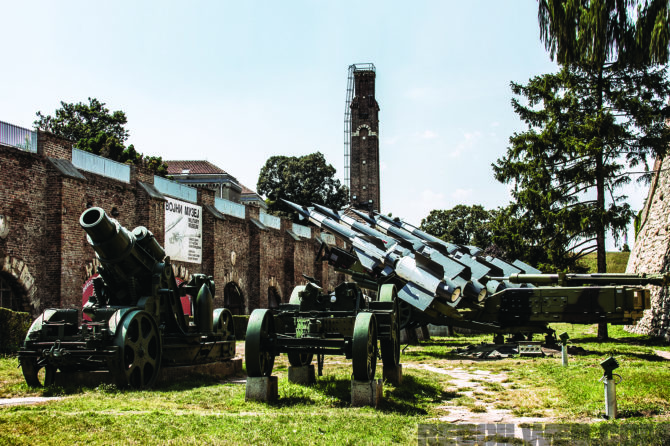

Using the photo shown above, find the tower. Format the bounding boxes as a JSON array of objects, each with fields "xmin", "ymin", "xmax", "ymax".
[{"xmin": 344, "ymin": 64, "xmax": 380, "ymax": 212}]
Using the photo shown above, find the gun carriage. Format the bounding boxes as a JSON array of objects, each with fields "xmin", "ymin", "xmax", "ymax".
[
  {"xmin": 18, "ymin": 207, "xmax": 236, "ymax": 389},
  {"xmin": 245, "ymin": 281, "xmax": 399, "ymax": 381}
]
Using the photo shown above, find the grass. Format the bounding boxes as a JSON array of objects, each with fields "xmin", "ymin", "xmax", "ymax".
[
  {"xmin": 2, "ymin": 328, "xmax": 670, "ymax": 445},
  {"xmin": 577, "ymin": 251, "xmax": 630, "ymax": 273}
]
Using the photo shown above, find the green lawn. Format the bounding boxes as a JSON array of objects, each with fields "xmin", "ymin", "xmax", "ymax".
[
  {"xmin": 2, "ymin": 325, "xmax": 669, "ymax": 445},
  {"xmin": 577, "ymin": 251, "xmax": 631, "ymax": 273}
]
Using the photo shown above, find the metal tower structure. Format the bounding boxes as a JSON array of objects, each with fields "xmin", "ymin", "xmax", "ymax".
[{"xmin": 344, "ymin": 63, "xmax": 376, "ymax": 193}]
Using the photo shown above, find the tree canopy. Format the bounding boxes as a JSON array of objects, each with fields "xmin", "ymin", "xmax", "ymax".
[
  {"xmin": 34, "ymin": 98, "xmax": 167, "ymax": 176},
  {"xmin": 538, "ymin": 0, "xmax": 670, "ymax": 65},
  {"xmin": 420, "ymin": 205, "xmax": 497, "ymax": 248},
  {"xmin": 257, "ymin": 152, "xmax": 348, "ymax": 217}
]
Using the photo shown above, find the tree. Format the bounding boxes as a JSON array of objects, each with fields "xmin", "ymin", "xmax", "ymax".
[
  {"xmin": 257, "ymin": 152, "xmax": 348, "ymax": 217},
  {"xmin": 34, "ymin": 98, "xmax": 167, "ymax": 176},
  {"xmin": 494, "ymin": 63, "xmax": 669, "ymax": 281},
  {"xmin": 537, "ymin": 0, "xmax": 670, "ymax": 337},
  {"xmin": 538, "ymin": 0, "xmax": 670, "ymax": 66},
  {"xmin": 420, "ymin": 205, "xmax": 497, "ymax": 248}
]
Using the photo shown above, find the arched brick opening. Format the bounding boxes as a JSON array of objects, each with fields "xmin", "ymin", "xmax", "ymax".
[
  {"xmin": 224, "ymin": 281, "xmax": 245, "ymax": 315},
  {"xmin": 0, "ymin": 270, "xmax": 29, "ymax": 313}
]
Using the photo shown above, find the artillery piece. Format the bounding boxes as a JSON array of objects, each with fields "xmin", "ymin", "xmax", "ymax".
[
  {"xmin": 284, "ymin": 201, "xmax": 666, "ymax": 341},
  {"xmin": 18, "ymin": 207, "xmax": 236, "ymax": 389},
  {"xmin": 245, "ymin": 281, "xmax": 399, "ymax": 381}
]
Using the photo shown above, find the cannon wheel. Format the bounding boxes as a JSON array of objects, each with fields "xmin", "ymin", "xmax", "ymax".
[
  {"xmin": 20, "ymin": 358, "xmax": 56, "ymax": 388},
  {"xmin": 245, "ymin": 309, "xmax": 275, "ymax": 377},
  {"xmin": 379, "ymin": 284, "xmax": 400, "ymax": 367},
  {"xmin": 113, "ymin": 310, "xmax": 162, "ymax": 389},
  {"xmin": 213, "ymin": 308, "xmax": 235, "ymax": 340},
  {"xmin": 398, "ymin": 300, "xmax": 413, "ymax": 330},
  {"xmin": 352, "ymin": 312, "xmax": 377, "ymax": 381}
]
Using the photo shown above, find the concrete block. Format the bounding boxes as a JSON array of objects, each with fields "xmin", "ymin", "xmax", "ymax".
[
  {"xmin": 383, "ymin": 364, "xmax": 402, "ymax": 386},
  {"xmin": 245, "ymin": 376, "xmax": 278, "ymax": 402},
  {"xmin": 351, "ymin": 377, "xmax": 383, "ymax": 407},
  {"xmin": 288, "ymin": 365, "xmax": 316, "ymax": 385}
]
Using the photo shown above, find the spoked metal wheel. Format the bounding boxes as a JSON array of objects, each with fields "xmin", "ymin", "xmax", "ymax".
[
  {"xmin": 245, "ymin": 309, "xmax": 276, "ymax": 377},
  {"xmin": 287, "ymin": 352, "xmax": 314, "ymax": 367},
  {"xmin": 20, "ymin": 358, "xmax": 56, "ymax": 388},
  {"xmin": 379, "ymin": 284, "xmax": 400, "ymax": 367},
  {"xmin": 213, "ymin": 308, "xmax": 235, "ymax": 340},
  {"xmin": 352, "ymin": 312, "xmax": 378, "ymax": 381},
  {"xmin": 113, "ymin": 310, "xmax": 162, "ymax": 389}
]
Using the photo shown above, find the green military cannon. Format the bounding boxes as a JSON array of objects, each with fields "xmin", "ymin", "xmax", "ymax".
[
  {"xmin": 18, "ymin": 207, "xmax": 236, "ymax": 389},
  {"xmin": 245, "ymin": 281, "xmax": 399, "ymax": 381}
]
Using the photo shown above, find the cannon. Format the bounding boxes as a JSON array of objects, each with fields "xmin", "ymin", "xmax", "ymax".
[
  {"xmin": 18, "ymin": 207, "xmax": 236, "ymax": 389},
  {"xmin": 284, "ymin": 201, "xmax": 665, "ymax": 341},
  {"xmin": 245, "ymin": 280, "xmax": 399, "ymax": 381}
]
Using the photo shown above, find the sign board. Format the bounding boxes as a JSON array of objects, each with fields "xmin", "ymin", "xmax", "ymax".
[{"xmin": 165, "ymin": 197, "xmax": 202, "ymax": 264}]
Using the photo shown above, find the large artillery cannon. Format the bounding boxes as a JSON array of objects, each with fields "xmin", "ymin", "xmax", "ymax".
[
  {"xmin": 285, "ymin": 201, "xmax": 666, "ymax": 340},
  {"xmin": 246, "ymin": 280, "xmax": 399, "ymax": 381},
  {"xmin": 18, "ymin": 207, "xmax": 235, "ymax": 389}
]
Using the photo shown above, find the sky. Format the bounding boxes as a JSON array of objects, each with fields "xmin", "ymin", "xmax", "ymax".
[{"xmin": 0, "ymin": 1, "xmax": 652, "ymax": 250}]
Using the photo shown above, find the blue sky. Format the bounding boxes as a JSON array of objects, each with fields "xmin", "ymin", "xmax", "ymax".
[{"xmin": 1, "ymin": 1, "xmax": 650, "ymax": 250}]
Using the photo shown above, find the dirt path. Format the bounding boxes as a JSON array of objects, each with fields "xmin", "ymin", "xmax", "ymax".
[{"xmin": 404, "ymin": 363, "xmax": 557, "ymax": 425}]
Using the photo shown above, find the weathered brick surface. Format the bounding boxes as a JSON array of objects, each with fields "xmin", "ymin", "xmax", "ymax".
[
  {"xmin": 1, "ymin": 131, "xmax": 349, "ymax": 317},
  {"xmin": 626, "ymin": 156, "xmax": 670, "ymax": 338}
]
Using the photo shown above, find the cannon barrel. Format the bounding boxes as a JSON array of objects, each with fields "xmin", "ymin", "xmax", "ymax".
[
  {"xmin": 489, "ymin": 272, "xmax": 669, "ymax": 287},
  {"xmin": 80, "ymin": 207, "xmax": 161, "ymax": 279}
]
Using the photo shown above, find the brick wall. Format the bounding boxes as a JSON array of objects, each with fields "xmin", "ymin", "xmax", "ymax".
[{"xmin": 1, "ymin": 132, "xmax": 347, "ymax": 317}]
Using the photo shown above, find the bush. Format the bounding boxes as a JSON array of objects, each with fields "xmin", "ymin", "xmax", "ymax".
[{"xmin": 0, "ymin": 308, "xmax": 32, "ymax": 353}]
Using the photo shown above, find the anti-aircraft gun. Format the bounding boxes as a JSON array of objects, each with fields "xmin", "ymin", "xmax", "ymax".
[{"xmin": 18, "ymin": 207, "xmax": 236, "ymax": 389}]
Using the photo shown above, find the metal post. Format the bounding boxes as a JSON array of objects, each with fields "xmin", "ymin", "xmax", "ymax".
[
  {"xmin": 561, "ymin": 343, "xmax": 568, "ymax": 367},
  {"xmin": 604, "ymin": 378, "xmax": 617, "ymax": 419}
]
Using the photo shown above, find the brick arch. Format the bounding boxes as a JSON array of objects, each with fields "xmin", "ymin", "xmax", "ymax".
[
  {"xmin": 223, "ymin": 281, "xmax": 246, "ymax": 315},
  {"xmin": 1, "ymin": 256, "xmax": 37, "ymax": 313}
]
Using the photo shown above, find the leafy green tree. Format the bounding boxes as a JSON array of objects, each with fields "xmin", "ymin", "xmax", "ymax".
[
  {"xmin": 34, "ymin": 98, "xmax": 167, "ymax": 176},
  {"xmin": 420, "ymin": 205, "xmax": 497, "ymax": 248},
  {"xmin": 494, "ymin": 64, "xmax": 669, "ymax": 273},
  {"xmin": 257, "ymin": 152, "xmax": 348, "ymax": 217}
]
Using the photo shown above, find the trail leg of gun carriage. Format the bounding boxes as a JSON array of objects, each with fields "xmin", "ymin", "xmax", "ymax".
[{"xmin": 18, "ymin": 207, "xmax": 237, "ymax": 389}]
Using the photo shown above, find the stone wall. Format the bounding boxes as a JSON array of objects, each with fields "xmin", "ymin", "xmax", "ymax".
[
  {"xmin": 626, "ymin": 155, "xmax": 670, "ymax": 338},
  {"xmin": 0, "ymin": 131, "xmax": 345, "ymax": 316}
]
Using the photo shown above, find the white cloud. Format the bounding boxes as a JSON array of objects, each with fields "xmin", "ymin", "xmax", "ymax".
[
  {"xmin": 448, "ymin": 131, "xmax": 482, "ymax": 158},
  {"xmin": 420, "ymin": 130, "xmax": 437, "ymax": 140}
]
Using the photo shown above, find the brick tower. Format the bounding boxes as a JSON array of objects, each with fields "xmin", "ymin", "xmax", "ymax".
[{"xmin": 346, "ymin": 64, "xmax": 380, "ymax": 212}]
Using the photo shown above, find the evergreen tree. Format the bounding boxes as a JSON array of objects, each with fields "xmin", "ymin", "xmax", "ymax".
[{"xmin": 493, "ymin": 63, "xmax": 670, "ymax": 273}]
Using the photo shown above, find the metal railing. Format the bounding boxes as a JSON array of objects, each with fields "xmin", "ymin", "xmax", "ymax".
[{"xmin": 0, "ymin": 120, "xmax": 37, "ymax": 153}]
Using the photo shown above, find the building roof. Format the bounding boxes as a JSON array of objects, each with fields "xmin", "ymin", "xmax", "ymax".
[{"xmin": 165, "ymin": 160, "xmax": 228, "ymax": 175}]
